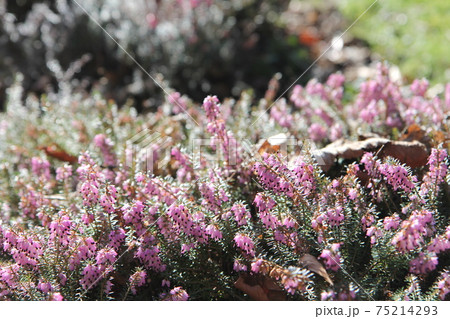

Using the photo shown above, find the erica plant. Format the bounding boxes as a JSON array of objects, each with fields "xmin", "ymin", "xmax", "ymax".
[{"xmin": 0, "ymin": 63, "xmax": 449, "ymax": 300}]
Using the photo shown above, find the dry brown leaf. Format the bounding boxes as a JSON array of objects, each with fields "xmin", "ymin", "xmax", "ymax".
[
  {"xmin": 38, "ymin": 145, "xmax": 78, "ymax": 164},
  {"xmin": 299, "ymin": 254, "xmax": 333, "ymax": 286},
  {"xmin": 380, "ymin": 140, "xmax": 428, "ymax": 168},
  {"xmin": 400, "ymin": 124, "xmax": 426, "ymax": 142},
  {"xmin": 258, "ymin": 133, "xmax": 288, "ymax": 156},
  {"xmin": 312, "ymin": 137, "xmax": 429, "ymax": 172},
  {"xmin": 234, "ymin": 273, "xmax": 287, "ymax": 301},
  {"xmin": 234, "ymin": 275, "xmax": 269, "ymax": 301}
]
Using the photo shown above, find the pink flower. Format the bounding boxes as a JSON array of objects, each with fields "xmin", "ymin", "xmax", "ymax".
[
  {"xmin": 326, "ymin": 207, "xmax": 345, "ymax": 227},
  {"xmin": 290, "ymin": 84, "xmax": 309, "ymax": 108},
  {"xmin": 321, "ymin": 290, "xmax": 336, "ymax": 301},
  {"xmin": 50, "ymin": 293, "xmax": 64, "ymax": 301},
  {"xmin": 348, "ymin": 188, "xmax": 358, "ymax": 200},
  {"xmin": 379, "ymin": 163, "xmax": 416, "ymax": 192},
  {"xmin": 391, "ymin": 210, "xmax": 435, "ymax": 253},
  {"xmin": 135, "ymin": 246, "xmax": 166, "ymax": 272},
  {"xmin": 31, "ymin": 157, "xmax": 51, "ymax": 181},
  {"xmin": 80, "ymin": 263, "xmax": 103, "ymax": 290},
  {"xmin": 37, "ymin": 281, "xmax": 53, "ymax": 293},
  {"xmin": 320, "ymin": 243, "xmax": 342, "ymax": 271},
  {"xmin": 308, "ymin": 123, "xmax": 327, "ymax": 142},
  {"xmin": 49, "ymin": 212, "xmax": 73, "ymax": 246},
  {"xmin": 168, "ymin": 92, "xmax": 188, "ymax": 114},
  {"xmin": 231, "ymin": 203, "xmax": 251, "ymax": 226},
  {"xmin": 108, "ymin": 228, "xmax": 126, "ymax": 250},
  {"xmin": 56, "ymin": 164, "xmax": 72, "ymax": 181},
  {"xmin": 270, "ymin": 98, "xmax": 293, "ymax": 128},
  {"xmin": 409, "ymin": 252, "xmax": 438, "ymax": 274},
  {"xmin": 410, "ymin": 78, "xmax": 428, "ymax": 96},
  {"xmin": 437, "ymin": 271, "xmax": 450, "ymax": 300},
  {"xmin": 129, "ymin": 270, "xmax": 147, "ymax": 295},
  {"xmin": 205, "ymin": 224, "xmax": 222, "ymax": 240},
  {"xmin": 93, "ymin": 134, "xmax": 117, "ymax": 168},
  {"xmin": 445, "ymin": 83, "xmax": 450, "ymax": 111},
  {"xmin": 383, "ymin": 214, "xmax": 401, "ymax": 230},
  {"xmin": 233, "ymin": 259, "xmax": 248, "ymax": 272},
  {"xmin": 203, "ymin": 95, "xmax": 221, "ymax": 121},
  {"xmin": 326, "ymin": 73, "xmax": 345, "ymax": 89},
  {"xmin": 251, "ymin": 259, "xmax": 264, "ymax": 273},
  {"xmin": 234, "ymin": 234, "xmax": 256, "ymax": 257},
  {"xmin": 162, "ymin": 287, "xmax": 189, "ymax": 301},
  {"xmin": 96, "ymin": 248, "xmax": 117, "ymax": 265}
]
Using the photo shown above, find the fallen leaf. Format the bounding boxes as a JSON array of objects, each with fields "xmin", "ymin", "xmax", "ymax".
[
  {"xmin": 400, "ymin": 124, "xmax": 426, "ymax": 142},
  {"xmin": 234, "ymin": 273, "xmax": 286, "ymax": 301},
  {"xmin": 299, "ymin": 254, "xmax": 333, "ymax": 286},
  {"xmin": 312, "ymin": 137, "xmax": 429, "ymax": 172},
  {"xmin": 380, "ymin": 141, "xmax": 428, "ymax": 168},
  {"xmin": 38, "ymin": 145, "xmax": 78, "ymax": 164},
  {"xmin": 258, "ymin": 133, "xmax": 288, "ymax": 156}
]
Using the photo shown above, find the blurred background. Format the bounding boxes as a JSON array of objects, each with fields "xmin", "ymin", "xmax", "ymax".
[{"xmin": 1, "ymin": 0, "xmax": 449, "ymax": 111}]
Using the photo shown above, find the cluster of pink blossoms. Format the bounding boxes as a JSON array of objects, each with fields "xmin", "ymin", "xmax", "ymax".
[
  {"xmin": 199, "ymin": 181, "xmax": 229, "ymax": 212},
  {"xmin": 321, "ymin": 286, "xmax": 357, "ymax": 301},
  {"xmin": 233, "ymin": 259, "xmax": 247, "ymax": 272},
  {"xmin": 161, "ymin": 286, "xmax": 189, "ymax": 301},
  {"xmin": 202, "ymin": 95, "xmax": 242, "ymax": 166},
  {"xmin": 2, "ymin": 230, "xmax": 42, "ymax": 269},
  {"xmin": 437, "ymin": 271, "xmax": 450, "ymax": 300},
  {"xmin": 234, "ymin": 234, "xmax": 256, "ymax": 257},
  {"xmin": 122, "ymin": 200, "xmax": 145, "ymax": 234},
  {"xmin": 270, "ymin": 99, "xmax": 293, "ymax": 128},
  {"xmin": 250, "ymin": 260, "xmax": 311, "ymax": 295},
  {"xmin": 69, "ymin": 237, "xmax": 97, "ymax": 270},
  {"xmin": 289, "ymin": 73, "xmax": 345, "ymax": 141},
  {"xmin": 427, "ymin": 226, "xmax": 450, "ymax": 254},
  {"xmin": 108, "ymin": 228, "xmax": 126, "ymax": 250},
  {"xmin": 49, "ymin": 212, "xmax": 73, "ymax": 247},
  {"xmin": 253, "ymin": 154, "xmax": 293, "ymax": 196},
  {"xmin": 80, "ymin": 263, "xmax": 103, "ymax": 290},
  {"xmin": 280, "ymin": 266, "xmax": 312, "ymax": 295},
  {"xmin": 129, "ymin": 270, "xmax": 147, "ymax": 295},
  {"xmin": 135, "ymin": 245, "xmax": 166, "ymax": 272},
  {"xmin": 230, "ymin": 203, "xmax": 251, "ymax": 226},
  {"xmin": 77, "ymin": 152, "xmax": 102, "ymax": 207},
  {"xmin": 253, "ymin": 193, "xmax": 279, "ymax": 230},
  {"xmin": 171, "ymin": 147, "xmax": 196, "ymax": 182},
  {"xmin": 99, "ymin": 184, "xmax": 117, "ymax": 214},
  {"xmin": 409, "ymin": 252, "xmax": 438, "ymax": 275},
  {"xmin": 93, "ymin": 133, "xmax": 117, "ymax": 168},
  {"xmin": 136, "ymin": 173, "xmax": 177, "ymax": 206},
  {"xmin": 167, "ymin": 91, "xmax": 188, "ymax": 115},
  {"xmin": 420, "ymin": 148, "xmax": 448, "ymax": 196},
  {"xmin": 391, "ymin": 210, "xmax": 435, "ymax": 253},
  {"xmin": 383, "ymin": 214, "xmax": 401, "ymax": 231},
  {"xmin": 361, "ymin": 152, "xmax": 417, "ymax": 192},
  {"xmin": 313, "ymin": 206, "xmax": 345, "ymax": 229},
  {"xmin": 319, "ymin": 243, "xmax": 342, "ymax": 272},
  {"xmin": 30, "ymin": 157, "xmax": 51, "ymax": 181},
  {"xmin": 0, "ymin": 264, "xmax": 20, "ymax": 297},
  {"xmin": 167, "ymin": 203, "xmax": 209, "ymax": 243},
  {"xmin": 18, "ymin": 186, "xmax": 50, "ymax": 220},
  {"xmin": 354, "ymin": 63, "xmax": 405, "ymax": 127},
  {"xmin": 55, "ymin": 164, "xmax": 72, "ymax": 181},
  {"xmin": 253, "ymin": 154, "xmax": 316, "ymax": 198},
  {"xmin": 379, "ymin": 162, "xmax": 417, "ymax": 192},
  {"xmin": 80, "ymin": 248, "xmax": 117, "ymax": 293}
]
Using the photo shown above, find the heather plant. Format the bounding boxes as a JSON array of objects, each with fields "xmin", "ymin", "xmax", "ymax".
[{"xmin": 0, "ymin": 63, "xmax": 449, "ymax": 300}]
